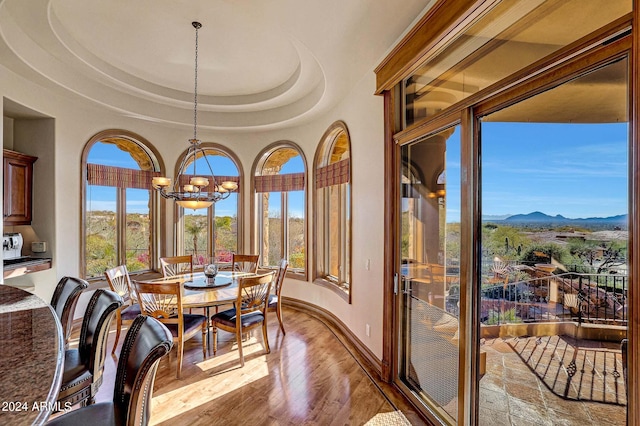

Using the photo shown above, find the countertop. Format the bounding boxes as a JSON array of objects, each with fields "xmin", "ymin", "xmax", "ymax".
[
  {"xmin": 0, "ymin": 285, "xmax": 64, "ymax": 425},
  {"xmin": 3, "ymin": 257, "xmax": 52, "ymax": 279}
]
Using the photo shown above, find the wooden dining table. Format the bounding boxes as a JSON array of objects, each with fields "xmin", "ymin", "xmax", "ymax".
[
  {"xmin": 141, "ymin": 270, "xmax": 256, "ymax": 352},
  {"xmin": 143, "ymin": 270, "xmax": 255, "ymax": 310},
  {"xmin": 0, "ymin": 285, "xmax": 64, "ymax": 426}
]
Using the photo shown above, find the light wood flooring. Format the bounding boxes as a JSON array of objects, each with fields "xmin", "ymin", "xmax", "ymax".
[{"xmin": 86, "ymin": 306, "xmax": 427, "ymax": 425}]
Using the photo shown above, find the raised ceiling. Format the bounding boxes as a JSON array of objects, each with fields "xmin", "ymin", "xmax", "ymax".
[{"xmin": 0, "ymin": 0, "xmax": 434, "ymax": 131}]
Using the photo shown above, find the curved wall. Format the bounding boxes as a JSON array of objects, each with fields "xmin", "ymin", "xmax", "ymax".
[{"xmin": 0, "ymin": 63, "xmax": 386, "ymax": 360}]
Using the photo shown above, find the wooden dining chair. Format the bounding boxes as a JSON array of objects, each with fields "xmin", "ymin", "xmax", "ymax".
[
  {"xmin": 48, "ymin": 315, "xmax": 173, "ymax": 426},
  {"xmin": 159, "ymin": 255, "xmax": 193, "ymax": 277},
  {"xmin": 232, "ymin": 253, "xmax": 259, "ymax": 274},
  {"xmin": 104, "ymin": 265, "xmax": 141, "ymax": 354},
  {"xmin": 211, "ymin": 271, "xmax": 275, "ymax": 367},
  {"xmin": 133, "ymin": 280, "xmax": 207, "ymax": 378},
  {"xmin": 56, "ymin": 289, "xmax": 122, "ymax": 408},
  {"xmin": 50, "ymin": 276, "xmax": 89, "ymax": 349},
  {"xmin": 267, "ymin": 259, "xmax": 289, "ymax": 334}
]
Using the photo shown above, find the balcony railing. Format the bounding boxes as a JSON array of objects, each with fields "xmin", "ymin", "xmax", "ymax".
[{"xmin": 478, "ymin": 272, "xmax": 627, "ymax": 326}]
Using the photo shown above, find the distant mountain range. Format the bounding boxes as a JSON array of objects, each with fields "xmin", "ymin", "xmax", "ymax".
[{"xmin": 483, "ymin": 211, "xmax": 627, "ymax": 227}]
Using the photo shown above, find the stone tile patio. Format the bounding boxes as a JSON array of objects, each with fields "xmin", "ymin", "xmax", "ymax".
[{"xmin": 479, "ymin": 335, "xmax": 626, "ymax": 425}]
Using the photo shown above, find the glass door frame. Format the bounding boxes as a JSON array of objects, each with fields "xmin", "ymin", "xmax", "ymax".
[
  {"xmin": 382, "ymin": 15, "xmax": 636, "ymax": 426},
  {"xmin": 391, "ymin": 109, "xmax": 478, "ymax": 425}
]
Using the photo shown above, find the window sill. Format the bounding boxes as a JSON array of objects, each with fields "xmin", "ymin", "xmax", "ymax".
[{"xmin": 313, "ymin": 277, "xmax": 350, "ymax": 303}]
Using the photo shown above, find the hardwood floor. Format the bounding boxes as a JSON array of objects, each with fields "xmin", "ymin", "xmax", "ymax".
[{"xmin": 88, "ymin": 306, "xmax": 427, "ymax": 425}]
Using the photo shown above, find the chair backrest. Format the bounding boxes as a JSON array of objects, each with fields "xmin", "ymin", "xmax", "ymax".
[
  {"xmin": 104, "ymin": 265, "xmax": 135, "ymax": 304},
  {"xmin": 274, "ymin": 259, "xmax": 289, "ymax": 296},
  {"xmin": 237, "ymin": 272, "xmax": 275, "ymax": 317},
  {"xmin": 159, "ymin": 255, "xmax": 193, "ymax": 277},
  {"xmin": 50, "ymin": 276, "xmax": 89, "ymax": 347},
  {"xmin": 232, "ymin": 253, "xmax": 259, "ymax": 274},
  {"xmin": 133, "ymin": 281, "xmax": 183, "ymax": 337},
  {"xmin": 78, "ymin": 289, "xmax": 123, "ymax": 384},
  {"xmin": 113, "ymin": 315, "xmax": 173, "ymax": 426}
]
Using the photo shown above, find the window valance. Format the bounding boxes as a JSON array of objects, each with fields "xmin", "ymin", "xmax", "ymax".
[
  {"xmin": 87, "ymin": 163, "xmax": 160, "ymax": 190},
  {"xmin": 315, "ymin": 158, "xmax": 350, "ymax": 188},
  {"xmin": 255, "ymin": 173, "xmax": 305, "ymax": 193}
]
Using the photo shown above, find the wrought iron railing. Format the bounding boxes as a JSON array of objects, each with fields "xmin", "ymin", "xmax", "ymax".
[{"xmin": 478, "ymin": 272, "xmax": 627, "ymax": 326}]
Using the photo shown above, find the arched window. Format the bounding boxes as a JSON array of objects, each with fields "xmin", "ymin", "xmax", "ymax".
[
  {"xmin": 253, "ymin": 142, "xmax": 307, "ymax": 277},
  {"xmin": 82, "ymin": 130, "xmax": 163, "ymax": 279},
  {"xmin": 314, "ymin": 121, "xmax": 351, "ymax": 301},
  {"xmin": 176, "ymin": 144, "xmax": 242, "ymax": 265}
]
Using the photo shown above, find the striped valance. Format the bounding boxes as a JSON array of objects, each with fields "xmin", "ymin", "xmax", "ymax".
[
  {"xmin": 315, "ymin": 158, "xmax": 350, "ymax": 188},
  {"xmin": 255, "ymin": 172, "xmax": 305, "ymax": 193},
  {"xmin": 87, "ymin": 163, "xmax": 160, "ymax": 190},
  {"xmin": 178, "ymin": 174, "xmax": 240, "ymax": 192}
]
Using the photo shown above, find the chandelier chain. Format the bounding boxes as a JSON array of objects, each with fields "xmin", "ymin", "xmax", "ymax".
[{"xmin": 193, "ymin": 22, "xmax": 199, "ymax": 142}]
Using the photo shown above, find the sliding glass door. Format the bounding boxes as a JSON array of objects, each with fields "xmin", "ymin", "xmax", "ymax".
[{"xmin": 399, "ymin": 125, "xmax": 462, "ymax": 422}]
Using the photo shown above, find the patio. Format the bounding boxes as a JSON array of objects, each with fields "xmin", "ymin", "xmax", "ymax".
[{"xmin": 479, "ymin": 335, "xmax": 626, "ymax": 425}]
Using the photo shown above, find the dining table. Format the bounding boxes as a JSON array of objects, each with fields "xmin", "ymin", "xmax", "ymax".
[
  {"xmin": 141, "ymin": 270, "xmax": 256, "ymax": 351},
  {"xmin": 0, "ymin": 285, "xmax": 65, "ymax": 426}
]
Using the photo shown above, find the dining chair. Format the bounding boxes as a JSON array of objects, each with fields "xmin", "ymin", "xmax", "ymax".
[
  {"xmin": 47, "ymin": 315, "xmax": 173, "ymax": 426},
  {"xmin": 232, "ymin": 253, "xmax": 259, "ymax": 274},
  {"xmin": 56, "ymin": 289, "xmax": 123, "ymax": 408},
  {"xmin": 159, "ymin": 254, "xmax": 193, "ymax": 277},
  {"xmin": 267, "ymin": 259, "xmax": 289, "ymax": 334},
  {"xmin": 50, "ymin": 276, "xmax": 89, "ymax": 349},
  {"xmin": 133, "ymin": 280, "xmax": 207, "ymax": 378},
  {"xmin": 104, "ymin": 265, "xmax": 141, "ymax": 354},
  {"xmin": 211, "ymin": 271, "xmax": 275, "ymax": 367}
]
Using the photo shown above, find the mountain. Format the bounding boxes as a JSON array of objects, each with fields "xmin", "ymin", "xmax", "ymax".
[{"xmin": 490, "ymin": 211, "xmax": 628, "ymax": 228}]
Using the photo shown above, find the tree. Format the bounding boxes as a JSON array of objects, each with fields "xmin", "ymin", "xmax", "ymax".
[{"xmin": 185, "ymin": 215, "xmax": 207, "ymax": 257}]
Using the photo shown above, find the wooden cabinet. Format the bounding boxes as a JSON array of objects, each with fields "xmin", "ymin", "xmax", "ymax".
[{"xmin": 3, "ymin": 149, "xmax": 37, "ymax": 226}]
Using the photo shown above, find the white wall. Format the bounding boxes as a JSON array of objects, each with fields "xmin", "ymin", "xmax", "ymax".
[{"xmin": 0, "ymin": 61, "xmax": 387, "ymax": 359}]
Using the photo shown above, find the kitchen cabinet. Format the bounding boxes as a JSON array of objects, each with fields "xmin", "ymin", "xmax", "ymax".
[{"xmin": 3, "ymin": 149, "xmax": 37, "ymax": 226}]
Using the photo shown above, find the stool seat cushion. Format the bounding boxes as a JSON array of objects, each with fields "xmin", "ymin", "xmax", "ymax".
[
  {"xmin": 47, "ymin": 401, "xmax": 116, "ymax": 426},
  {"xmin": 57, "ymin": 349, "xmax": 92, "ymax": 400}
]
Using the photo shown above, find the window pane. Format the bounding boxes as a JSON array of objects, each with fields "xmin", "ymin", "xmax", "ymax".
[
  {"xmin": 328, "ymin": 185, "xmax": 340, "ymax": 277},
  {"xmin": 215, "ymin": 193, "xmax": 237, "ymax": 262},
  {"xmin": 479, "ymin": 60, "xmax": 628, "ymax": 425},
  {"xmin": 263, "ymin": 192, "xmax": 282, "ymax": 267},
  {"xmin": 87, "ymin": 140, "xmax": 152, "ymax": 169},
  {"xmin": 85, "ymin": 185, "xmax": 117, "ymax": 277},
  {"xmin": 287, "ymin": 190, "xmax": 305, "ymax": 269},
  {"xmin": 125, "ymin": 188, "xmax": 150, "ymax": 272},
  {"xmin": 182, "ymin": 150, "xmax": 240, "ymax": 264},
  {"xmin": 184, "ymin": 208, "xmax": 208, "ymax": 264}
]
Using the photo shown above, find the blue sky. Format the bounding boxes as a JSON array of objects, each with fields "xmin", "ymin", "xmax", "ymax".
[{"xmin": 443, "ymin": 122, "xmax": 628, "ymax": 222}]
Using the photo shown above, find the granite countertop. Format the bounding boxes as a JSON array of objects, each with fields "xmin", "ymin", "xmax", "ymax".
[
  {"xmin": 0, "ymin": 285, "xmax": 64, "ymax": 425},
  {"xmin": 3, "ymin": 257, "xmax": 52, "ymax": 270}
]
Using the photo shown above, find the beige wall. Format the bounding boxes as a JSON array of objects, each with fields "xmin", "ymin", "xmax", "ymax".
[{"xmin": 0, "ymin": 59, "xmax": 386, "ymax": 359}]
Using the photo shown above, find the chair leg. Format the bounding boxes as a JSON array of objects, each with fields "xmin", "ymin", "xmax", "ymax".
[
  {"xmin": 201, "ymin": 324, "xmax": 207, "ymax": 360},
  {"xmin": 112, "ymin": 309, "xmax": 122, "ymax": 354},
  {"xmin": 276, "ymin": 305, "xmax": 286, "ymax": 335},
  {"xmin": 237, "ymin": 328, "xmax": 244, "ymax": 367},
  {"xmin": 262, "ymin": 321, "xmax": 270, "ymax": 354},
  {"xmin": 213, "ymin": 326, "xmax": 218, "ymax": 355},
  {"xmin": 176, "ymin": 340, "xmax": 183, "ymax": 379}
]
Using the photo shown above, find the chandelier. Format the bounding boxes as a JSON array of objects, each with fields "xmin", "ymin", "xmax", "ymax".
[{"xmin": 152, "ymin": 21, "xmax": 238, "ymax": 209}]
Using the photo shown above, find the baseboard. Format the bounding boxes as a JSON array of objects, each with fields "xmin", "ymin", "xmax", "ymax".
[{"xmin": 282, "ymin": 297, "xmax": 383, "ymax": 379}]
